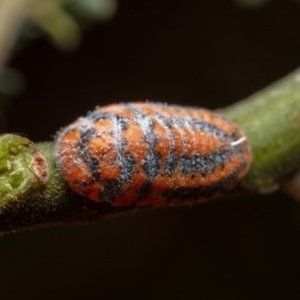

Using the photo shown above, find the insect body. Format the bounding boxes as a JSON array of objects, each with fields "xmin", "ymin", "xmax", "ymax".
[{"xmin": 55, "ymin": 102, "xmax": 251, "ymax": 206}]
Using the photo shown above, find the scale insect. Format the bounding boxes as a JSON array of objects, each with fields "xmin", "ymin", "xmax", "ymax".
[{"xmin": 55, "ymin": 102, "xmax": 251, "ymax": 206}]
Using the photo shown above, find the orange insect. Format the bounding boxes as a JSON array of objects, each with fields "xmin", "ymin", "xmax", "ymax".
[{"xmin": 55, "ymin": 102, "xmax": 251, "ymax": 206}]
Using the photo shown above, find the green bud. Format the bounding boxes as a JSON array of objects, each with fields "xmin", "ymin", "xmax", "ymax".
[{"xmin": 0, "ymin": 134, "xmax": 48, "ymax": 204}]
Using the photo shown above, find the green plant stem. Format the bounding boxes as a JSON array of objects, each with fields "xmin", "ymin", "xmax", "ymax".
[
  {"xmin": 219, "ymin": 68, "xmax": 300, "ymax": 193},
  {"xmin": 2, "ymin": 69, "xmax": 300, "ymax": 234}
]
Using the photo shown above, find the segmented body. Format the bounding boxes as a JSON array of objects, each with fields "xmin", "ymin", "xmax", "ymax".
[{"xmin": 55, "ymin": 102, "xmax": 251, "ymax": 206}]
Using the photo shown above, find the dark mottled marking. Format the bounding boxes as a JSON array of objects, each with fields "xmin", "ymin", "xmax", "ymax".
[
  {"xmin": 77, "ymin": 125, "xmax": 101, "ymax": 181},
  {"xmin": 154, "ymin": 114, "xmax": 177, "ymax": 177},
  {"xmin": 86, "ymin": 110, "xmax": 112, "ymax": 122},
  {"xmin": 178, "ymin": 149, "xmax": 230, "ymax": 177},
  {"xmin": 100, "ymin": 153, "xmax": 136, "ymax": 203},
  {"xmin": 120, "ymin": 104, "xmax": 165, "ymax": 201},
  {"xmin": 163, "ymin": 169, "xmax": 240, "ymax": 203},
  {"xmin": 86, "ymin": 157, "xmax": 100, "ymax": 181},
  {"xmin": 137, "ymin": 181, "xmax": 153, "ymax": 200},
  {"xmin": 141, "ymin": 124, "xmax": 161, "ymax": 180},
  {"xmin": 122, "ymin": 103, "xmax": 161, "ymax": 181},
  {"xmin": 142, "ymin": 152, "xmax": 161, "ymax": 180},
  {"xmin": 179, "ymin": 154, "xmax": 192, "ymax": 175},
  {"xmin": 165, "ymin": 150, "xmax": 177, "ymax": 176},
  {"xmin": 192, "ymin": 119, "xmax": 231, "ymax": 139},
  {"xmin": 116, "ymin": 115, "xmax": 129, "ymax": 131},
  {"xmin": 170, "ymin": 116, "xmax": 185, "ymax": 129},
  {"xmin": 73, "ymin": 179, "xmax": 90, "ymax": 189},
  {"xmin": 79, "ymin": 125, "xmax": 95, "ymax": 143},
  {"xmin": 98, "ymin": 114, "xmax": 135, "ymax": 202}
]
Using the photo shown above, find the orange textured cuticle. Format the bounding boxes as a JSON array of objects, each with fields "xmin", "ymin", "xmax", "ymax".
[{"xmin": 55, "ymin": 102, "xmax": 251, "ymax": 206}]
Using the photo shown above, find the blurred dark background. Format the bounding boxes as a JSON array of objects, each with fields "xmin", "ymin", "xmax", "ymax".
[{"xmin": 1, "ymin": 0, "xmax": 300, "ymax": 299}]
